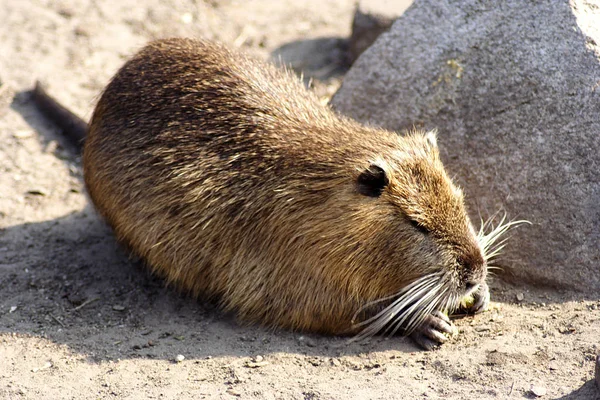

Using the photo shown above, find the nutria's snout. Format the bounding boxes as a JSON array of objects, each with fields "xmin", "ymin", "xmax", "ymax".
[{"xmin": 458, "ymin": 248, "xmax": 487, "ymax": 295}]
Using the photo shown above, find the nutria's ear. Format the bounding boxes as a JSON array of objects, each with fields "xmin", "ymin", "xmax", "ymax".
[{"xmin": 357, "ymin": 164, "xmax": 389, "ymax": 197}]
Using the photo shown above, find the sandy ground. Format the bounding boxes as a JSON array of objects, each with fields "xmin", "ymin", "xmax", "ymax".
[{"xmin": 1, "ymin": 1, "xmax": 599, "ymax": 399}]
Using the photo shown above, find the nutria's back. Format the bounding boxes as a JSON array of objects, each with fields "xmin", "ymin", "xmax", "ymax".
[{"xmin": 84, "ymin": 38, "xmax": 488, "ymax": 342}]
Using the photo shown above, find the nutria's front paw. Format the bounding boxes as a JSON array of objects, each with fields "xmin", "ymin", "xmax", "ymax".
[{"xmin": 410, "ymin": 311, "xmax": 458, "ymax": 350}]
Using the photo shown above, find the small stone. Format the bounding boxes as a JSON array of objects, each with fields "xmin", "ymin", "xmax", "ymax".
[
  {"xmin": 174, "ymin": 354, "xmax": 185, "ymax": 363},
  {"xmin": 32, "ymin": 361, "xmax": 53, "ymax": 372},
  {"xmin": 9, "ymin": 306, "xmax": 17, "ymax": 313},
  {"xmin": 516, "ymin": 293, "xmax": 525, "ymax": 302},
  {"xmin": 13, "ymin": 131, "xmax": 33, "ymax": 139},
  {"xmin": 331, "ymin": 358, "xmax": 342, "ymax": 367},
  {"xmin": 112, "ymin": 305, "xmax": 125, "ymax": 311},
  {"xmin": 245, "ymin": 358, "xmax": 269, "ymax": 368},
  {"xmin": 530, "ymin": 385, "xmax": 547, "ymax": 397},
  {"xmin": 226, "ymin": 388, "xmax": 241, "ymax": 397}
]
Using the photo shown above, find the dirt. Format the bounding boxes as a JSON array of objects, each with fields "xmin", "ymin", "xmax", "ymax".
[{"xmin": 1, "ymin": 1, "xmax": 599, "ymax": 399}]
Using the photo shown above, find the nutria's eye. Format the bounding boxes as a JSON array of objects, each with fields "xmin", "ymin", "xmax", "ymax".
[{"xmin": 357, "ymin": 164, "xmax": 388, "ymax": 197}]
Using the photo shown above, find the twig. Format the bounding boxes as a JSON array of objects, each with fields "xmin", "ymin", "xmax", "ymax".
[
  {"xmin": 73, "ymin": 297, "xmax": 100, "ymax": 311},
  {"xmin": 49, "ymin": 313, "xmax": 66, "ymax": 327}
]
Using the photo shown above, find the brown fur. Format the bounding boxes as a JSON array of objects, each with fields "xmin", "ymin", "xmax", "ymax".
[{"xmin": 83, "ymin": 38, "xmax": 486, "ymax": 336}]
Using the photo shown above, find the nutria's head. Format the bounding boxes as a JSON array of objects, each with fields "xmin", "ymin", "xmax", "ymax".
[{"xmin": 318, "ymin": 129, "xmax": 487, "ymax": 336}]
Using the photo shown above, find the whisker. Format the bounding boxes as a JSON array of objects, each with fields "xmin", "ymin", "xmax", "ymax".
[
  {"xmin": 478, "ymin": 209, "xmax": 504, "ymax": 240},
  {"xmin": 400, "ymin": 287, "xmax": 448, "ymax": 335},
  {"xmin": 350, "ymin": 292, "xmax": 406, "ymax": 324},
  {"xmin": 349, "ymin": 273, "xmax": 444, "ymax": 342},
  {"xmin": 351, "ymin": 273, "xmax": 438, "ymax": 326},
  {"xmin": 478, "ymin": 213, "xmax": 530, "ymax": 262},
  {"xmin": 353, "ymin": 281, "xmax": 437, "ymax": 339},
  {"xmin": 385, "ymin": 285, "xmax": 444, "ymax": 337}
]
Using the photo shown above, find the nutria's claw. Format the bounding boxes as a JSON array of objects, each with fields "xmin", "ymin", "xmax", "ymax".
[
  {"xmin": 469, "ymin": 282, "xmax": 490, "ymax": 314},
  {"xmin": 410, "ymin": 310, "xmax": 458, "ymax": 350}
]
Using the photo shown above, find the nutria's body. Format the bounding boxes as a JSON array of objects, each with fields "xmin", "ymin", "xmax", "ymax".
[{"xmin": 40, "ymin": 38, "xmax": 493, "ymax": 349}]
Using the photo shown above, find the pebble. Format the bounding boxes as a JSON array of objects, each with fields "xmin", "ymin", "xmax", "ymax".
[
  {"xmin": 112, "ymin": 305, "xmax": 125, "ymax": 311},
  {"xmin": 245, "ymin": 355, "xmax": 269, "ymax": 368},
  {"xmin": 174, "ymin": 354, "xmax": 185, "ymax": 363},
  {"xmin": 32, "ymin": 362, "xmax": 53, "ymax": 372},
  {"xmin": 13, "ymin": 131, "xmax": 33, "ymax": 139},
  {"xmin": 474, "ymin": 325, "xmax": 491, "ymax": 332},
  {"xmin": 516, "ymin": 293, "xmax": 525, "ymax": 302},
  {"xmin": 530, "ymin": 385, "xmax": 547, "ymax": 397},
  {"xmin": 246, "ymin": 361, "xmax": 269, "ymax": 368}
]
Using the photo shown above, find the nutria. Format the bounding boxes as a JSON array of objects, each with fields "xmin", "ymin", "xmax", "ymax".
[{"xmin": 33, "ymin": 38, "xmax": 508, "ymax": 350}]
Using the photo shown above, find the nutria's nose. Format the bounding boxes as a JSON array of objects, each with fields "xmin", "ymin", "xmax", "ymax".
[{"xmin": 458, "ymin": 247, "xmax": 487, "ymax": 283}]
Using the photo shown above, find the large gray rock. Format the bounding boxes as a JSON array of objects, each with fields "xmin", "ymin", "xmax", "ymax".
[{"xmin": 332, "ymin": 0, "xmax": 600, "ymax": 294}]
